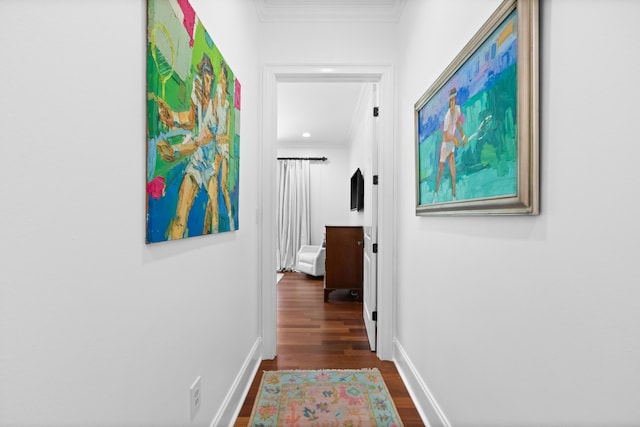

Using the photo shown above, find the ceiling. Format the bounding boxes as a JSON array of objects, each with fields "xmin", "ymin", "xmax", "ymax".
[
  {"xmin": 254, "ymin": 0, "xmax": 406, "ymax": 147},
  {"xmin": 254, "ymin": 0, "xmax": 406, "ymax": 23},
  {"xmin": 277, "ymin": 81, "xmax": 367, "ymax": 147}
]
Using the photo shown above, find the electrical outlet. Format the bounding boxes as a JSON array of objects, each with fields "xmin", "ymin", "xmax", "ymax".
[{"xmin": 190, "ymin": 376, "xmax": 201, "ymax": 420}]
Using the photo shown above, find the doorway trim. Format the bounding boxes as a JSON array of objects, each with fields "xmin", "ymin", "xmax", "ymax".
[{"xmin": 259, "ymin": 64, "xmax": 396, "ymax": 361}]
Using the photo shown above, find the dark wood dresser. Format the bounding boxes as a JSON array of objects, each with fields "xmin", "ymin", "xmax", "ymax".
[{"xmin": 324, "ymin": 226, "xmax": 363, "ymax": 302}]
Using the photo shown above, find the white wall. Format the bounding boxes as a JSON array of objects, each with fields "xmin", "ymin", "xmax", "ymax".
[
  {"xmin": 259, "ymin": 21, "xmax": 397, "ymax": 65},
  {"xmin": 0, "ymin": 1, "xmax": 260, "ymax": 426},
  {"xmin": 277, "ymin": 146, "xmax": 352, "ymax": 245},
  {"xmin": 395, "ymin": 1, "xmax": 640, "ymax": 426}
]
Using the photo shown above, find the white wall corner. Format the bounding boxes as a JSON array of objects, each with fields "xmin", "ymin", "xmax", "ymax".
[
  {"xmin": 393, "ymin": 339, "xmax": 451, "ymax": 427},
  {"xmin": 210, "ymin": 338, "xmax": 262, "ymax": 427}
]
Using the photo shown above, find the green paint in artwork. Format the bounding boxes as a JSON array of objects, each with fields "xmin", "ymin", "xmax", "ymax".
[{"xmin": 480, "ymin": 143, "xmax": 497, "ymax": 168}]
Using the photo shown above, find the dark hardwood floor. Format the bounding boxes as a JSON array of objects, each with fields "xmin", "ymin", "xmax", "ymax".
[{"xmin": 234, "ymin": 272, "xmax": 423, "ymax": 426}]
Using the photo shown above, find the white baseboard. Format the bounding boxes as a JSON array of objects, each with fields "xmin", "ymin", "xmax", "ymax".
[
  {"xmin": 393, "ymin": 339, "xmax": 452, "ymax": 427},
  {"xmin": 210, "ymin": 338, "xmax": 262, "ymax": 427}
]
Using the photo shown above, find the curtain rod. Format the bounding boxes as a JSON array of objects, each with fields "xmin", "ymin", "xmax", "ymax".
[{"xmin": 277, "ymin": 156, "xmax": 327, "ymax": 161}]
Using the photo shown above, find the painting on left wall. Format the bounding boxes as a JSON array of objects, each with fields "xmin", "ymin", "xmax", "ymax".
[{"xmin": 146, "ymin": 0, "xmax": 241, "ymax": 243}]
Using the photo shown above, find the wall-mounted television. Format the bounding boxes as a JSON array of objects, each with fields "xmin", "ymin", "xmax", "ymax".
[{"xmin": 350, "ymin": 168, "xmax": 364, "ymax": 211}]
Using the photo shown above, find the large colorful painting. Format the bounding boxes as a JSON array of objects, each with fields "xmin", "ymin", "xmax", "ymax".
[
  {"xmin": 146, "ymin": 0, "xmax": 241, "ymax": 243},
  {"xmin": 415, "ymin": 0, "xmax": 538, "ymax": 215}
]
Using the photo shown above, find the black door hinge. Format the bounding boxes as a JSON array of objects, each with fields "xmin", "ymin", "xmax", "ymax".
[
  {"xmin": 372, "ymin": 311, "xmax": 378, "ymax": 321},
  {"xmin": 372, "ymin": 243, "xmax": 378, "ymax": 253},
  {"xmin": 373, "ymin": 175, "xmax": 379, "ymax": 185},
  {"xmin": 373, "ymin": 107, "xmax": 379, "ymax": 117}
]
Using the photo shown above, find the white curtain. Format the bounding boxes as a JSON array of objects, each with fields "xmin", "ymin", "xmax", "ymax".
[{"xmin": 276, "ymin": 159, "xmax": 310, "ymax": 271}]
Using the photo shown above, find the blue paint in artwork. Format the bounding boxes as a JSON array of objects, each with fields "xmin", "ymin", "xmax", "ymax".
[
  {"xmin": 204, "ymin": 30, "xmax": 214, "ymax": 49},
  {"xmin": 147, "ymin": 162, "xmax": 240, "ymax": 242},
  {"xmin": 147, "ymin": 168, "xmax": 238, "ymax": 241},
  {"xmin": 146, "ymin": 164, "xmax": 184, "ymax": 242}
]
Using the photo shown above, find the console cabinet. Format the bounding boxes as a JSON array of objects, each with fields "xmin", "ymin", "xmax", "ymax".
[{"xmin": 324, "ymin": 226, "xmax": 363, "ymax": 302}]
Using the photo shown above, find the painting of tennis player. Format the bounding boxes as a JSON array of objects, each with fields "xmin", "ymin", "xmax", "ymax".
[
  {"xmin": 416, "ymin": 9, "xmax": 519, "ymax": 209},
  {"xmin": 146, "ymin": 0, "xmax": 241, "ymax": 243}
]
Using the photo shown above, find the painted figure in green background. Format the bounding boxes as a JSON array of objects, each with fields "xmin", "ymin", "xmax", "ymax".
[
  {"xmin": 433, "ymin": 87, "xmax": 467, "ymax": 202},
  {"xmin": 156, "ymin": 54, "xmax": 218, "ymax": 239}
]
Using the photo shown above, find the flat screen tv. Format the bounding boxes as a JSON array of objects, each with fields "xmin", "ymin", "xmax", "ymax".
[{"xmin": 350, "ymin": 168, "xmax": 364, "ymax": 211}]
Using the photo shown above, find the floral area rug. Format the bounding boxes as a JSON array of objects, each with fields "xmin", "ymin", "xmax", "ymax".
[{"xmin": 248, "ymin": 368, "xmax": 403, "ymax": 426}]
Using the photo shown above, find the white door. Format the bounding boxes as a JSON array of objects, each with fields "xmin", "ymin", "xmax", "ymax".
[
  {"xmin": 363, "ymin": 84, "xmax": 379, "ymax": 351},
  {"xmin": 363, "ymin": 226, "xmax": 377, "ymax": 351}
]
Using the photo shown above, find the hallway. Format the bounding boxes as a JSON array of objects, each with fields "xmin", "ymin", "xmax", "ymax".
[{"xmin": 234, "ymin": 272, "xmax": 422, "ymax": 425}]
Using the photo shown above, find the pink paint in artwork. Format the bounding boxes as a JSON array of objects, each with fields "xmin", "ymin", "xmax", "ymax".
[
  {"xmin": 147, "ymin": 176, "xmax": 166, "ymax": 199},
  {"xmin": 176, "ymin": 0, "xmax": 196, "ymax": 47},
  {"xmin": 234, "ymin": 78, "xmax": 241, "ymax": 110}
]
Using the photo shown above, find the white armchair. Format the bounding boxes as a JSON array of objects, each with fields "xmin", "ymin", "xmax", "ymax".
[{"xmin": 296, "ymin": 245, "xmax": 326, "ymax": 277}]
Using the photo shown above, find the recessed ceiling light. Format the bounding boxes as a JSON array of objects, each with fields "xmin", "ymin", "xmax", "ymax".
[{"xmin": 302, "ymin": 132, "xmax": 311, "ymax": 138}]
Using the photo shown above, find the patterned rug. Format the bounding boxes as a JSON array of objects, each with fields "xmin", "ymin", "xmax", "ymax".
[{"xmin": 248, "ymin": 368, "xmax": 403, "ymax": 426}]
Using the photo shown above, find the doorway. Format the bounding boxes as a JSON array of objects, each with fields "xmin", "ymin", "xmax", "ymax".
[{"xmin": 259, "ymin": 64, "xmax": 396, "ymax": 361}]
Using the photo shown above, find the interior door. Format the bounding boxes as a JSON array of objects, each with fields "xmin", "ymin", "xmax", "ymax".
[
  {"xmin": 363, "ymin": 83, "xmax": 379, "ymax": 352},
  {"xmin": 363, "ymin": 226, "xmax": 377, "ymax": 351}
]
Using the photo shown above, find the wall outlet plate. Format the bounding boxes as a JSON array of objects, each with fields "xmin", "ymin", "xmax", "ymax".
[{"xmin": 190, "ymin": 376, "xmax": 201, "ymax": 420}]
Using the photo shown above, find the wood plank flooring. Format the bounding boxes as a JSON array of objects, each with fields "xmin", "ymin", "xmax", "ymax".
[{"xmin": 234, "ymin": 272, "xmax": 423, "ymax": 426}]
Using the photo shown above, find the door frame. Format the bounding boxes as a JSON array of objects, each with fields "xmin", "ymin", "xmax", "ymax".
[{"xmin": 259, "ymin": 64, "xmax": 396, "ymax": 361}]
